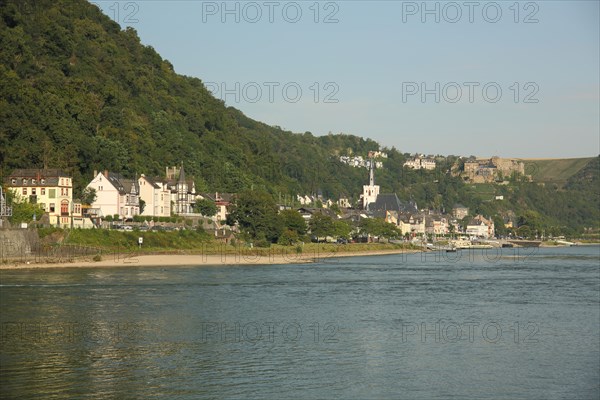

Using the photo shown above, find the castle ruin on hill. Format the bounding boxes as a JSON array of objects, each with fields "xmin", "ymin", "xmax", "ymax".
[{"xmin": 462, "ymin": 157, "xmax": 527, "ymax": 183}]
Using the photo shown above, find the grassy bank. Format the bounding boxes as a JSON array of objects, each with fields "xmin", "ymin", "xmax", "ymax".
[
  {"xmin": 38, "ymin": 228, "xmax": 419, "ymax": 257},
  {"xmin": 62, "ymin": 228, "xmax": 213, "ymax": 251}
]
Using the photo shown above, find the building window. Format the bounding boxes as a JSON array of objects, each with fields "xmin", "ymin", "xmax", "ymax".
[
  {"xmin": 32, "ymin": 179, "xmax": 36, "ymax": 184},
  {"xmin": 41, "ymin": 179, "xmax": 45, "ymax": 184},
  {"xmin": 11, "ymin": 178, "xmax": 16, "ymax": 184},
  {"xmin": 61, "ymin": 201, "xmax": 69, "ymax": 215},
  {"xmin": 22, "ymin": 179, "xmax": 27, "ymax": 184},
  {"xmin": 50, "ymin": 203, "xmax": 55, "ymax": 212},
  {"xmin": 22, "ymin": 188, "xmax": 27, "ymax": 195},
  {"xmin": 31, "ymin": 188, "xmax": 36, "ymax": 195},
  {"xmin": 41, "ymin": 188, "xmax": 45, "ymax": 195}
]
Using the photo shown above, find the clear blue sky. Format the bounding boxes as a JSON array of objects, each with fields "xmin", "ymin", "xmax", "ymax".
[{"xmin": 92, "ymin": 1, "xmax": 599, "ymax": 158}]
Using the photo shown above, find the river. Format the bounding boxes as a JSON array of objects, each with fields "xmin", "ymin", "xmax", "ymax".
[{"xmin": 1, "ymin": 246, "xmax": 598, "ymax": 399}]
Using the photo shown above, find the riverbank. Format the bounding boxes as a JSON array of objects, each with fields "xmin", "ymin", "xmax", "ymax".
[{"xmin": 0, "ymin": 247, "xmax": 422, "ymax": 270}]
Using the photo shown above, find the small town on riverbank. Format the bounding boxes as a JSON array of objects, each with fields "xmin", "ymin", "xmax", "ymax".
[{"xmin": 1, "ymin": 152, "xmax": 593, "ymax": 266}]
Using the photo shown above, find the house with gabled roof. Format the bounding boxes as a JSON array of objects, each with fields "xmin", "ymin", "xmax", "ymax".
[
  {"xmin": 165, "ymin": 164, "xmax": 196, "ymax": 215},
  {"xmin": 466, "ymin": 215, "xmax": 495, "ymax": 238},
  {"xmin": 4, "ymin": 169, "xmax": 75, "ymax": 227},
  {"xmin": 197, "ymin": 192, "xmax": 235, "ymax": 222},
  {"xmin": 138, "ymin": 174, "xmax": 171, "ymax": 217},
  {"xmin": 398, "ymin": 214, "xmax": 426, "ymax": 236},
  {"xmin": 86, "ymin": 170, "xmax": 140, "ymax": 219},
  {"xmin": 452, "ymin": 204, "xmax": 469, "ymax": 220}
]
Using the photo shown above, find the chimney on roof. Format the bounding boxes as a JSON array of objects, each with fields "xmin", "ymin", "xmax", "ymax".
[
  {"xmin": 104, "ymin": 170, "xmax": 108, "ymax": 178},
  {"xmin": 93, "ymin": 170, "xmax": 97, "ymax": 177}
]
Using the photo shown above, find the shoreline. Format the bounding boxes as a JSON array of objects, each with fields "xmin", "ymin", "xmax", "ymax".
[
  {"xmin": 2, "ymin": 243, "xmax": 596, "ymax": 270},
  {"xmin": 0, "ymin": 248, "xmax": 422, "ymax": 270}
]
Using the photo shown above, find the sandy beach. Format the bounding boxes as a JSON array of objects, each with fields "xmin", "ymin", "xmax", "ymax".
[{"xmin": 0, "ymin": 248, "xmax": 421, "ymax": 270}]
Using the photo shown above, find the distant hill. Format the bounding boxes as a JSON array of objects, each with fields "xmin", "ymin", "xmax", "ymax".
[{"xmin": 522, "ymin": 158, "xmax": 595, "ymax": 185}]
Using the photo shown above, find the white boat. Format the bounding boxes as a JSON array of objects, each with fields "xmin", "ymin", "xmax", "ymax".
[
  {"xmin": 556, "ymin": 240, "xmax": 575, "ymax": 246},
  {"xmin": 449, "ymin": 238, "xmax": 472, "ymax": 249},
  {"xmin": 448, "ymin": 239, "xmax": 494, "ymax": 249},
  {"xmin": 468, "ymin": 243, "xmax": 494, "ymax": 249}
]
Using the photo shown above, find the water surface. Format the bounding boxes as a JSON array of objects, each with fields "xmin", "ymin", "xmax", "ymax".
[{"xmin": 1, "ymin": 246, "xmax": 599, "ymax": 399}]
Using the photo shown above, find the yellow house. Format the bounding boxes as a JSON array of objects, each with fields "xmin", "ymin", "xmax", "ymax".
[{"xmin": 4, "ymin": 169, "xmax": 73, "ymax": 227}]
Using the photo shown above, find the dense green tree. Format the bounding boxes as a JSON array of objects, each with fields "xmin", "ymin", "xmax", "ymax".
[
  {"xmin": 226, "ymin": 190, "xmax": 283, "ymax": 243},
  {"xmin": 79, "ymin": 187, "xmax": 97, "ymax": 205},
  {"xmin": 332, "ymin": 219, "xmax": 352, "ymax": 238},
  {"xmin": 278, "ymin": 229, "xmax": 300, "ymax": 245},
  {"xmin": 194, "ymin": 198, "xmax": 217, "ymax": 217},
  {"xmin": 280, "ymin": 209, "xmax": 307, "ymax": 236},
  {"xmin": 492, "ymin": 215, "xmax": 506, "ymax": 237},
  {"xmin": 308, "ymin": 212, "xmax": 335, "ymax": 237},
  {"xmin": 7, "ymin": 196, "xmax": 44, "ymax": 224},
  {"xmin": 329, "ymin": 203, "xmax": 341, "ymax": 215},
  {"xmin": 358, "ymin": 218, "xmax": 401, "ymax": 239}
]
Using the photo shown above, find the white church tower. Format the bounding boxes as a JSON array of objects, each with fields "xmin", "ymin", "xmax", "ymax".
[{"xmin": 362, "ymin": 155, "xmax": 380, "ymax": 210}]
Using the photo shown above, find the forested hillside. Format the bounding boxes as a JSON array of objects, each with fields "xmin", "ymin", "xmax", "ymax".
[
  {"xmin": 0, "ymin": 0, "xmax": 597, "ymax": 235},
  {"xmin": 0, "ymin": 0, "xmax": 381, "ymax": 197}
]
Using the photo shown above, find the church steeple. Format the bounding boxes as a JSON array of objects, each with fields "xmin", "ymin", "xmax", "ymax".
[
  {"xmin": 176, "ymin": 162, "xmax": 188, "ymax": 214},
  {"xmin": 177, "ymin": 162, "xmax": 186, "ymax": 185},
  {"xmin": 362, "ymin": 153, "xmax": 380, "ymax": 210},
  {"xmin": 369, "ymin": 156, "xmax": 375, "ymax": 186}
]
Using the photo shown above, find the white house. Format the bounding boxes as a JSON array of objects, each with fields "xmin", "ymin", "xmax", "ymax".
[
  {"xmin": 297, "ymin": 195, "xmax": 313, "ymax": 206},
  {"xmin": 399, "ymin": 214, "xmax": 426, "ymax": 236},
  {"xmin": 87, "ymin": 170, "xmax": 140, "ymax": 219},
  {"xmin": 138, "ymin": 174, "xmax": 171, "ymax": 217},
  {"xmin": 404, "ymin": 155, "xmax": 436, "ymax": 170},
  {"xmin": 337, "ymin": 196, "xmax": 351, "ymax": 208},
  {"xmin": 466, "ymin": 215, "xmax": 495, "ymax": 238}
]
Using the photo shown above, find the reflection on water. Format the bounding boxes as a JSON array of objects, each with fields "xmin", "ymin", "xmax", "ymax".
[{"xmin": 1, "ymin": 246, "xmax": 599, "ymax": 399}]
